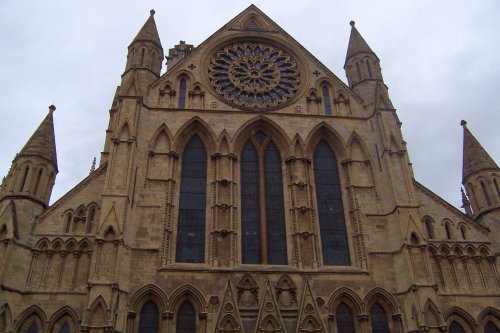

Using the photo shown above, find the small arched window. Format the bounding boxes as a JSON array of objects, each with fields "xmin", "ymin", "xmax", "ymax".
[
  {"xmin": 313, "ymin": 140, "xmax": 350, "ymax": 265},
  {"xmin": 176, "ymin": 136, "xmax": 207, "ymax": 263},
  {"xmin": 59, "ymin": 323, "xmax": 70, "ymax": 333},
  {"xmin": 20, "ymin": 166, "xmax": 30, "ymax": 192},
  {"xmin": 140, "ymin": 49, "xmax": 145, "ymax": 66},
  {"xmin": 370, "ymin": 303, "xmax": 390, "ymax": 333},
  {"xmin": 449, "ymin": 321, "xmax": 466, "ymax": 333},
  {"xmin": 445, "ymin": 223, "xmax": 452, "ymax": 240},
  {"xmin": 481, "ymin": 181, "xmax": 491, "ymax": 206},
  {"xmin": 138, "ymin": 301, "xmax": 159, "ymax": 333},
  {"xmin": 424, "ymin": 219, "xmax": 433, "ymax": 239},
  {"xmin": 34, "ymin": 169, "xmax": 43, "ymax": 196},
  {"xmin": 65, "ymin": 214, "xmax": 73, "ymax": 234},
  {"xmin": 176, "ymin": 301, "xmax": 196, "ymax": 333},
  {"xmin": 87, "ymin": 206, "xmax": 96, "ymax": 233},
  {"xmin": 460, "ymin": 226, "xmax": 466, "ymax": 240},
  {"xmin": 485, "ymin": 321, "xmax": 500, "ymax": 333},
  {"xmin": 356, "ymin": 62, "xmax": 362, "ymax": 81},
  {"xmin": 366, "ymin": 59, "xmax": 373, "ymax": 78},
  {"xmin": 178, "ymin": 79, "xmax": 187, "ymax": 109},
  {"xmin": 322, "ymin": 86, "xmax": 332, "ymax": 116},
  {"xmin": 336, "ymin": 303, "xmax": 356, "ymax": 333},
  {"xmin": 27, "ymin": 323, "xmax": 38, "ymax": 333}
]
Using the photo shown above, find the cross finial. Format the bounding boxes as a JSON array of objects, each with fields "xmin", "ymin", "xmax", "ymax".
[
  {"xmin": 350, "ymin": 21, "xmax": 355, "ymax": 27},
  {"xmin": 460, "ymin": 119, "xmax": 467, "ymax": 127},
  {"xmin": 150, "ymin": 9, "xmax": 155, "ymax": 16},
  {"xmin": 49, "ymin": 105, "xmax": 56, "ymax": 113}
]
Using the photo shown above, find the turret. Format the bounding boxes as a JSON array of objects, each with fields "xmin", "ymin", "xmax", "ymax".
[
  {"xmin": 122, "ymin": 10, "xmax": 164, "ymax": 84},
  {"xmin": 344, "ymin": 21, "xmax": 393, "ymax": 111},
  {"xmin": 460, "ymin": 120, "xmax": 500, "ymax": 254},
  {"xmin": 1, "ymin": 105, "xmax": 58, "ymax": 207},
  {"xmin": 0, "ymin": 106, "xmax": 58, "ymax": 240}
]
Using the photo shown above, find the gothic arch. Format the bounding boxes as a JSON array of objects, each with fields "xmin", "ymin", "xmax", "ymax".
[
  {"xmin": 422, "ymin": 299, "xmax": 442, "ymax": 327},
  {"xmin": 51, "ymin": 237, "xmax": 64, "ymax": 250},
  {"xmin": 173, "ymin": 116, "xmax": 217, "ymax": 154},
  {"xmin": 233, "ymin": 116, "xmax": 292, "ymax": 157},
  {"xmin": 87, "ymin": 295, "xmax": 109, "ymax": 327},
  {"xmin": 117, "ymin": 121, "xmax": 131, "ymax": 141},
  {"xmin": 347, "ymin": 131, "xmax": 371, "ymax": 160},
  {"xmin": 291, "ymin": 134, "xmax": 305, "ymax": 157},
  {"xmin": 0, "ymin": 303, "xmax": 12, "ymax": 333},
  {"xmin": 478, "ymin": 307, "xmax": 500, "ymax": 331},
  {"xmin": 363, "ymin": 287, "xmax": 400, "ymax": 314},
  {"xmin": 445, "ymin": 307, "xmax": 478, "ymax": 333},
  {"xmin": 149, "ymin": 124, "xmax": 173, "ymax": 152},
  {"xmin": 169, "ymin": 284, "xmax": 207, "ymax": 313},
  {"xmin": 48, "ymin": 305, "xmax": 80, "ymax": 333},
  {"xmin": 328, "ymin": 287, "xmax": 363, "ymax": 315},
  {"xmin": 65, "ymin": 238, "xmax": 78, "ymax": 251},
  {"xmin": 129, "ymin": 284, "xmax": 169, "ymax": 312},
  {"xmin": 218, "ymin": 129, "xmax": 232, "ymax": 154},
  {"xmin": 304, "ymin": 122, "xmax": 347, "ymax": 160},
  {"xmin": 36, "ymin": 238, "xmax": 50, "ymax": 250},
  {"xmin": 13, "ymin": 305, "xmax": 47, "ymax": 333}
]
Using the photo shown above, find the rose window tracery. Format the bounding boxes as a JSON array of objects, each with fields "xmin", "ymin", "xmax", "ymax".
[{"xmin": 208, "ymin": 42, "xmax": 300, "ymax": 109}]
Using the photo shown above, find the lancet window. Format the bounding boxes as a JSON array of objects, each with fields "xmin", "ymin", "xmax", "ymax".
[
  {"xmin": 176, "ymin": 301, "xmax": 196, "ymax": 333},
  {"xmin": 370, "ymin": 303, "xmax": 390, "ymax": 333},
  {"xmin": 313, "ymin": 140, "xmax": 350, "ymax": 265},
  {"xmin": 176, "ymin": 136, "xmax": 207, "ymax": 263},
  {"xmin": 241, "ymin": 131, "xmax": 287, "ymax": 265},
  {"xmin": 138, "ymin": 301, "xmax": 159, "ymax": 333}
]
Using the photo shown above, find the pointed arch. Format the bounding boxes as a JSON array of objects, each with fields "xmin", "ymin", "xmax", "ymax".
[
  {"xmin": 129, "ymin": 284, "xmax": 169, "ymax": 312},
  {"xmin": 363, "ymin": 287, "xmax": 400, "ymax": 314},
  {"xmin": 328, "ymin": 287, "xmax": 363, "ymax": 315},
  {"xmin": 78, "ymin": 237, "xmax": 93, "ymax": 251},
  {"xmin": 14, "ymin": 305, "xmax": 47, "ymax": 333},
  {"xmin": 0, "ymin": 303, "xmax": 12, "ymax": 333},
  {"xmin": 305, "ymin": 122, "xmax": 347, "ymax": 160},
  {"xmin": 48, "ymin": 305, "xmax": 79, "ymax": 333},
  {"xmin": 347, "ymin": 131, "xmax": 371, "ymax": 161},
  {"xmin": 150, "ymin": 124, "xmax": 173, "ymax": 152},
  {"xmin": 478, "ymin": 307, "xmax": 500, "ymax": 332},
  {"xmin": 233, "ymin": 116, "xmax": 292, "ymax": 158},
  {"xmin": 389, "ymin": 134, "xmax": 401, "ymax": 152},
  {"xmin": 173, "ymin": 116, "xmax": 217, "ymax": 154},
  {"xmin": 118, "ymin": 121, "xmax": 131, "ymax": 141},
  {"xmin": 423, "ymin": 299, "xmax": 441, "ymax": 327},
  {"xmin": 218, "ymin": 130, "xmax": 232, "ymax": 155},
  {"xmin": 292, "ymin": 134, "xmax": 305, "ymax": 157},
  {"xmin": 52, "ymin": 237, "xmax": 64, "ymax": 250},
  {"xmin": 36, "ymin": 238, "xmax": 50, "ymax": 250},
  {"xmin": 169, "ymin": 284, "xmax": 207, "ymax": 313},
  {"xmin": 87, "ymin": 295, "xmax": 108, "ymax": 327},
  {"xmin": 445, "ymin": 307, "xmax": 478, "ymax": 333}
]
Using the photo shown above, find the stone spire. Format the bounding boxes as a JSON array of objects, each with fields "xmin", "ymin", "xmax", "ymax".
[
  {"xmin": 16, "ymin": 105, "xmax": 58, "ymax": 171},
  {"xmin": 131, "ymin": 9, "xmax": 162, "ymax": 49},
  {"xmin": 345, "ymin": 21, "xmax": 376, "ymax": 65},
  {"xmin": 461, "ymin": 120, "xmax": 498, "ymax": 181}
]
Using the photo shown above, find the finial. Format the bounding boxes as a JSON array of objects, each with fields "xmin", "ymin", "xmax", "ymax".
[
  {"xmin": 350, "ymin": 21, "xmax": 355, "ymax": 27},
  {"xmin": 49, "ymin": 105, "xmax": 56, "ymax": 112},
  {"xmin": 90, "ymin": 157, "xmax": 96, "ymax": 174},
  {"xmin": 150, "ymin": 9, "xmax": 155, "ymax": 16},
  {"xmin": 460, "ymin": 119, "xmax": 467, "ymax": 127}
]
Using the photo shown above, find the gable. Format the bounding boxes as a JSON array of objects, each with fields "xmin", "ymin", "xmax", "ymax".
[{"xmin": 148, "ymin": 5, "xmax": 364, "ymax": 115}]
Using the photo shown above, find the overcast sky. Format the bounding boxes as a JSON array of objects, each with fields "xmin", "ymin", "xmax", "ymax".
[{"xmin": 1, "ymin": 0, "xmax": 499, "ymax": 210}]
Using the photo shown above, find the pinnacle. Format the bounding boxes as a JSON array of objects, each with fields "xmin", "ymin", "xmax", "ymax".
[
  {"xmin": 345, "ymin": 21, "xmax": 376, "ymax": 65},
  {"xmin": 131, "ymin": 11, "xmax": 162, "ymax": 49},
  {"xmin": 17, "ymin": 106, "xmax": 58, "ymax": 171},
  {"xmin": 462, "ymin": 122, "xmax": 498, "ymax": 181}
]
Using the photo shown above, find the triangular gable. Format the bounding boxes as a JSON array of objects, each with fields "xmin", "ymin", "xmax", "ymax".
[
  {"xmin": 150, "ymin": 5, "xmax": 363, "ymax": 105},
  {"xmin": 255, "ymin": 279, "xmax": 286, "ymax": 332},
  {"xmin": 214, "ymin": 281, "xmax": 244, "ymax": 332},
  {"xmin": 296, "ymin": 279, "xmax": 326, "ymax": 333}
]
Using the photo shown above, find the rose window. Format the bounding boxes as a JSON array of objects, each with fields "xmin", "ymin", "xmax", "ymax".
[{"xmin": 208, "ymin": 42, "xmax": 300, "ymax": 109}]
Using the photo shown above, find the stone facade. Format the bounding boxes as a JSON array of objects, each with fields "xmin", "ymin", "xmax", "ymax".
[{"xmin": 0, "ymin": 5, "xmax": 499, "ymax": 333}]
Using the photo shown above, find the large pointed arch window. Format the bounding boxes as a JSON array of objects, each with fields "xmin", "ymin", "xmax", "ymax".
[
  {"xmin": 176, "ymin": 301, "xmax": 196, "ymax": 333},
  {"xmin": 241, "ymin": 131, "xmax": 287, "ymax": 265},
  {"xmin": 138, "ymin": 301, "xmax": 159, "ymax": 333},
  {"xmin": 313, "ymin": 140, "xmax": 350, "ymax": 265},
  {"xmin": 176, "ymin": 135, "xmax": 207, "ymax": 263}
]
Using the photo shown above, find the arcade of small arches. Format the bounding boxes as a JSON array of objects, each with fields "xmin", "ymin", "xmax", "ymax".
[{"xmin": 1, "ymin": 283, "xmax": 498, "ymax": 333}]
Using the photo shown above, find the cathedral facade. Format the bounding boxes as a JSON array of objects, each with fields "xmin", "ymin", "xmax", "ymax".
[{"xmin": 0, "ymin": 5, "xmax": 499, "ymax": 333}]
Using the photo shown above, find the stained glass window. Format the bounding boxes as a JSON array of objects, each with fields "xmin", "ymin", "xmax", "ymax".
[
  {"xmin": 370, "ymin": 303, "xmax": 390, "ymax": 333},
  {"xmin": 27, "ymin": 323, "xmax": 38, "ymax": 333},
  {"xmin": 449, "ymin": 321, "xmax": 466, "ymax": 333},
  {"xmin": 241, "ymin": 133, "xmax": 287, "ymax": 264},
  {"xmin": 336, "ymin": 303, "xmax": 356, "ymax": 333},
  {"xmin": 178, "ymin": 79, "xmax": 187, "ymax": 109},
  {"xmin": 485, "ymin": 321, "xmax": 500, "ymax": 333},
  {"xmin": 313, "ymin": 140, "xmax": 350, "ymax": 265},
  {"xmin": 322, "ymin": 86, "xmax": 332, "ymax": 116},
  {"xmin": 176, "ymin": 136, "xmax": 207, "ymax": 263},
  {"xmin": 176, "ymin": 301, "xmax": 196, "ymax": 333},
  {"xmin": 59, "ymin": 323, "xmax": 70, "ymax": 333},
  {"xmin": 139, "ymin": 301, "xmax": 159, "ymax": 333}
]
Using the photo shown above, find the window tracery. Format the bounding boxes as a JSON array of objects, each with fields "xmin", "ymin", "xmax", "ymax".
[{"xmin": 208, "ymin": 41, "xmax": 300, "ymax": 109}]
